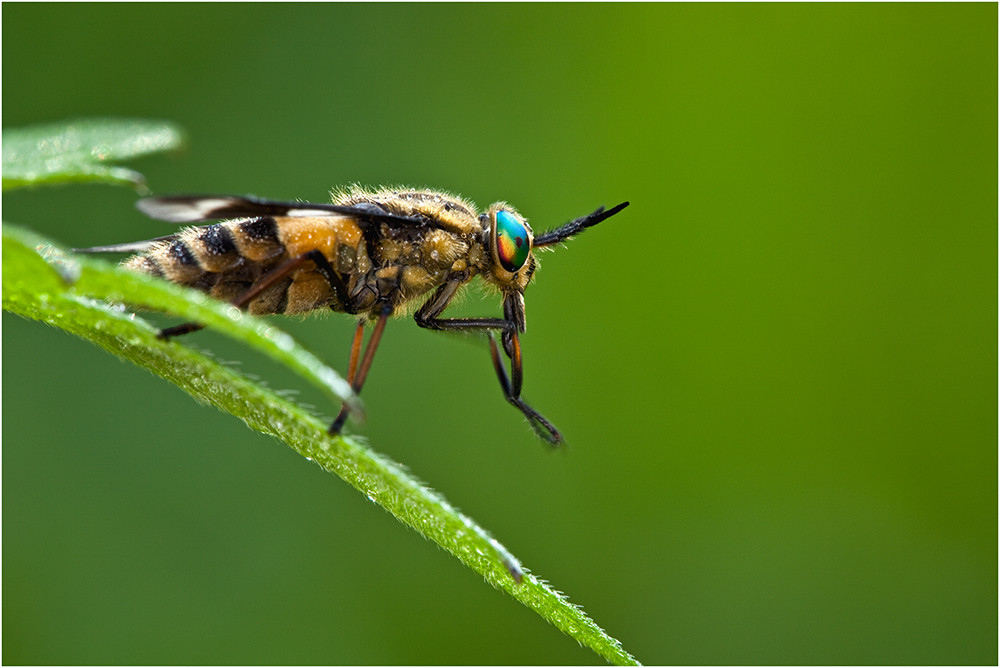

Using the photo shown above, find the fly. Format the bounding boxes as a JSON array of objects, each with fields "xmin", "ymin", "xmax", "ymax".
[{"xmin": 79, "ymin": 186, "xmax": 629, "ymax": 445}]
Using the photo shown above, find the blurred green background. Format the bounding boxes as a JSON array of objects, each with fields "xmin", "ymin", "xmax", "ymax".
[{"xmin": 3, "ymin": 3, "xmax": 995, "ymax": 665}]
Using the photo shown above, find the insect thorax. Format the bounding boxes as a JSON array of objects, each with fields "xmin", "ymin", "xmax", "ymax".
[{"xmin": 334, "ymin": 186, "xmax": 483, "ymax": 238}]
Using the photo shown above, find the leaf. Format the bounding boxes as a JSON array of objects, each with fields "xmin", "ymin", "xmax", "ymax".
[
  {"xmin": 2, "ymin": 118, "xmax": 185, "ymax": 191},
  {"xmin": 2, "ymin": 224, "xmax": 641, "ymax": 666},
  {"xmin": 1, "ymin": 115, "xmax": 638, "ymax": 663}
]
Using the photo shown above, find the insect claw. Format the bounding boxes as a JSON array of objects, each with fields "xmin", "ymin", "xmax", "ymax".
[{"xmin": 518, "ymin": 401, "xmax": 563, "ymax": 447}]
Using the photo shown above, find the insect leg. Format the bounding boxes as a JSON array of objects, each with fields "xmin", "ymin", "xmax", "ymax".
[
  {"xmin": 415, "ymin": 280, "xmax": 563, "ymax": 445},
  {"xmin": 329, "ymin": 302, "xmax": 392, "ymax": 435},
  {"xmin": 345, "ymin": 320, "xmax": 366, "ymax": 385},
  {"xmin": 414, "ymin": 278, "xmax": 514, "ymax": 335},
  {"xmin": 487, "ymin": 333, "xmax": 562, "ymax": 445},
  {"xmin": 329, "ymin": 319, "xmax": 364, "ymax": 434},
  {"xmin": 231, "ymin": 249, "xmax": 351, "ymax": 312},
  {"xmin": 157, "ymin": 249, "xmax": 350, "ymax": 340},
  {"xmin": 158, "ymin": 322, "xmax": 206, "ymax": 339}
]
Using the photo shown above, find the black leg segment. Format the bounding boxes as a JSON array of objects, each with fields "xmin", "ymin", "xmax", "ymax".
[{"xmin": 488, "ymin": 333, "xmax": 562, "ymax": 446}]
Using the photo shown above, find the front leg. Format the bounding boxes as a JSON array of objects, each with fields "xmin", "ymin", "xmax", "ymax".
[
  {"xmin": 485, "ymin": 332, "xmax": 562, "ymax": 445},
  {"xmin": 414, "ymin": 280, "xmax": 563, "ymax": 445},
  {"xmin": 414, "ymin": 277, "xmax": 517, "ymax": 336}
]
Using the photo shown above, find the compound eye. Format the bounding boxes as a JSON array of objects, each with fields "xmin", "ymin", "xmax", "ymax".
[{"xmin": 495, "ymin": 210, "xmax": 531, "ymax": 272}]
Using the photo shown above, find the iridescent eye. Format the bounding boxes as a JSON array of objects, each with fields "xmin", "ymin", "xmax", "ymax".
[{"xmin": 495, "ymin": 210, "xmax": 530, "ymax": 272}]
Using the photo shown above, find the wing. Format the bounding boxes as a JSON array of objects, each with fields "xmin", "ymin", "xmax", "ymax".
[
  {"xmin": 74, "ymin": 235, "xmax": 177, "ymax": 254},
  {"xmin": 78, "ymin": 193, "xmax": 473, "ymax": 254},
  {"xmin": 137, "ymin": 194, "xmax": 430, "ymax": 228}
]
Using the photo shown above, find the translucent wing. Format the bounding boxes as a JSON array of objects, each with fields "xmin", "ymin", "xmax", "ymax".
[
  {"xmin": 76, "ymin": 193, "xmax": 446, "ymax": 254},
  {"xmin": 137, "ymin": 194, "xmax": 428, "ymax": 227},
  {"xmin": 75, "ymin": 235, "xmax": 177, "ymax": 254}
]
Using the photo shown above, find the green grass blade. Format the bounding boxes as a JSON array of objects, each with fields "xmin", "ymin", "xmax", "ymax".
[
  {"xmin": 2, "ymin": 224, "xmax": 641, "ymax": 666},
  {"xmin": 2, "ymin": 118, "xmax": 185, "ymax": 191}
]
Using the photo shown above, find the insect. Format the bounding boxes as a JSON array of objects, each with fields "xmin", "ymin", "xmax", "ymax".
[{"xmin": 80, "ymin": 186, "xmax": 629, "ymax": 445}]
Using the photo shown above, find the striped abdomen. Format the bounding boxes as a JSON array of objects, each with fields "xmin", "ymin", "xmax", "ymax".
[{"xmin": 124, "ymin": 216, "xmax": 370, "ymax": 315}]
